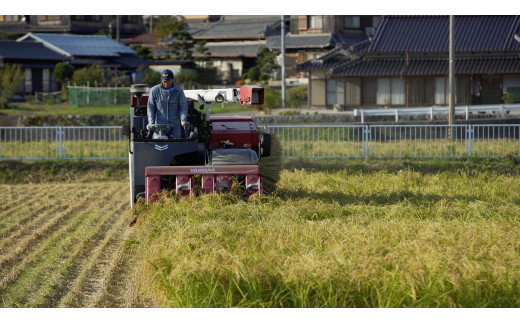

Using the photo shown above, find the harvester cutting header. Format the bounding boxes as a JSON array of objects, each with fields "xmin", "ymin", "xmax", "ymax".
[{"xmin": 123, "ymin": 82, "xmax": 279, "ymax": 207}]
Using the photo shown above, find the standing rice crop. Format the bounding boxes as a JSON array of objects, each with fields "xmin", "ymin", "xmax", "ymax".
[{"xmin": 126, "ymin": 159, "xmax": 520, "ymax": 307}]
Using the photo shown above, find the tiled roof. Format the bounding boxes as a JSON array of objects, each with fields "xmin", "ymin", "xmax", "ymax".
[
  {"xmin": 197, "ymin": 41, "xmax": 265, "ymax": 57},
  {"xmin": 332, "ymin": 56, "xmax": 520, "ymax": 77},
  {"xmin": 190, "ymin": 15, "xmax": 281, "ymax": 40},
  {"xmin": 267, "ymin": 33, "xmax": 368, "ymax": 50},
  {"xmin": 17, "ymin": 33, "xmax": 136, "ymax": 57},
  {"xmin": 368, "ymin": 15, "xmax": 520, "ymax": 53},
  {"xmin": 296, "ymin": 41, "xmax": 371, "ymax": 71},
  {"xmin": 298, "ymin": 15, "xmax": 520, "ymax": 76},
  {"xmin": 0, "ymin": 41, "xmax": 67, "ymax": 61},
  {"xmin": 124, "ymin": 33, "xmax": 156, "ymax": 45}
]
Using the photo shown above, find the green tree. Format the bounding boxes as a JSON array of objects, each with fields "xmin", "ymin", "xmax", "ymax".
[
  {"xmin": 0, "ymin": 63, "xmax": 23, "ymax": 109},
  {"xmin": 169, "ymin": 30, "xmax": 194, "ymax": 60},
  {"xmin": 155, "ymin": 16, "xmax": 210, "ymax": 61},
  {"xmin": 263, "ymin": 86, "xmax": 282, "ymax": 109},
  {"xmin": 194, "ymin": 40, "xmax": 212, "ymax": 67},
  {"xmin": 175, "ymin": 70, "xmax": 198, "ymax": 90},
  {"xmin": 244, "ymin": 47, "xmax": 279, "ymax": 83},
  {"xmin": 71, "ymin": 64, "xmax": 104, "ymax": 86},
  {"xmin": 195, "ymin": 67, "xmax": 219, "ymax": 86},
  {"xmin": 287, "ymin": 85, "xmax": 308, "ymax": 108},
  {"xmin": 53, "ymin": 62, "xmax": 75, "ymax": 102},
  {"xmin": 53, "ymin": 62, "xmax": 74, "ymax": 84},
  {"xmin": 174, "ymin": 67, "xmax": 219, "ymax": 90},
  {"xmin": 130, "ymin": 44, "xmax": 153, "ymax": 61},
  {"xmin": 154, "ymin": 15, "xmax": 186, "ymax": 41},
  {"xmin": 137, "ymin": 66, "xmax": 161, "ymax": 87},
  {"xmin": 0, "ymin": 31, "xmax": 19, "ymax": 40}
]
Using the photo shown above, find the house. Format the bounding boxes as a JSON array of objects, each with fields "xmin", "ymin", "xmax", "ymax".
[
  {"xmin": 0, "ymin": 40, "xmax": 68, "ymax": 98},
  {"xmin": 297, "ymin": 15, "xmax": 520, "ymax": 110},
  {"xmin": 0, "ymin": 15, "xmax": 144, "ymax": 39},
  {"xmin": 267, "ymin": 15, "xmax": 381, "ymax": 81},
  {"xmin": 16, "ymin": 33, "xmax": 149, "ymax": 84},
  {"xmin": 156, "ymin": 15, "xmax": 282, "ymax": 84}
]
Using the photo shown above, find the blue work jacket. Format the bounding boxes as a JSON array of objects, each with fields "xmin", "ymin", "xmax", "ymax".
[{"xmin": 147, "ymin": 83, "xmax": 188, "ymax": 138}]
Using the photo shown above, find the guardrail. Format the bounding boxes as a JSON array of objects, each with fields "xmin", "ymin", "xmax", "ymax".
[
  {"xmin": 354, "ymin": 104, "xmax": 520, "ymax": 123},
  {"xmin": 1, "ymin": 124, "xmax": 519, "ymax": 160}
]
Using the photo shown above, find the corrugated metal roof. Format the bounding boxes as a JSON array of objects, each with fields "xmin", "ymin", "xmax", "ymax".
[
  {"xmin": 333, "ymin": 56, "xmax": 520, "ymax": 77},
  {"xmin": 0, "ymin": 41, "xmax": 67, "ymax": 61},
  {"xmin": 17, "ymin": 33, "xmax": 136, "ymax": 57},
  {"xmin": 368, "ymin": 15, "xmax": 520, "ymax": 53}
]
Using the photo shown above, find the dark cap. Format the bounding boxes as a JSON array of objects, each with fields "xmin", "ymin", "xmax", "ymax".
[{"xmin": 161, "ymin": 69, "xmax": 173, "ymax": 81}]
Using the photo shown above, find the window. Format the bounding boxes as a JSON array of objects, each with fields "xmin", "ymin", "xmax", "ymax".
[
  {"xmin": 344, "ymin": 16, "xmax": 360, "ymax": 29},
  {"xmin": 43, "ymin": 69, "xmax": 50, "ymax": 92},
  {"xmin": 366, "ymin": 77, "xmax": 406, "ymax": 106},
  {"xmin": 407, "ymin": 78, "xmax": 422, "ymax": 105},
  {"xmin": 406, "ymin": 76, "xmax": 469, "ymax": 106},
  {"xmin": 4, "ymin": 15, "xmax": 23, "ymax": 22},
  {"xmin": 71, "ymin": 15, "xmax": 101, "ymax": 22},
  {"xmin": 424, "ymin": 78, "xmax": 434, "ymax": 105},
  {"xmin": 345, "ymin": 78, "xmax": 361, "ymax": 106},
  {"xmin": 326, "ymin": 79, "xmax": 345, "ymax": 105},
  {"xmin": 363, "ymin": 78, "xmax": 377, "ymax": 105},
  {"xmin": 456, "ymin": 77, "xmax": 470, "ymax": 104},
  {"xmin": 435, "ymin": 77, "xmax": 447, "ymax": 105},
  {"xmin": 24, "ymin": 68, "xmax": 32, "ymax": 93},
  {"xmin": 307, "ymin": 16, "xmax": 323, "ymax": 29},
  {"xmin": 122, "ymin": 16, "xmax": 138, "ymax": 24},
  {"xmin": 38, "ymin": 15, "xmax": 60, "ymax": 22},
  {"xmin": 391, "ymin": 78, "xmax": 406, "ymax": 105},
  {"xmin": 376, "ymin": 78, "xmax": 391, "ymax": 105}
]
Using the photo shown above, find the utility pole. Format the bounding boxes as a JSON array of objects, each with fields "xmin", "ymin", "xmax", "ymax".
[
  {"xmin": 116, "ymin": 15, "xmax": 120, "ymax": 42},
  {"xmin": 449, "ymin": 15, "xmax": 455, "ymax": 139},
  {"xmin": 281, "ymin": 15, "xmax": 286, "ymax": 108}
]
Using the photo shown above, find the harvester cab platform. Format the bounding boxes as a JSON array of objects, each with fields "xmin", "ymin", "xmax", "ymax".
[{"xmin": 123, "ymin": 84, "xmax": 271, "ymax": 207}]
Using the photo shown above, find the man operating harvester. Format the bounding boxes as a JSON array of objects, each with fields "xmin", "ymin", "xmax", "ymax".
[{"xmin": 147, "ymin": 69, "xmax": 188, "ymax": 139}]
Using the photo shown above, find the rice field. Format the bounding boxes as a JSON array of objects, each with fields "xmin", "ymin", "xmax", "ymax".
[
  {"xmin": 1, "ymin": 158, "xmax": 520, "ymax": 308},
  {"xmin": 0, "ymin": 180, "xmax": 138, "ymax": 307},
  {"xmin": 127, "ymin": 158, "xmax": 520, "ymax": 307}
]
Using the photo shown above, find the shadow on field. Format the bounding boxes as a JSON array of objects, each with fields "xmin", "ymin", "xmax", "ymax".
[{"xmin": 277, "ymin": 188, "xmax": 477, "ymax": 207}]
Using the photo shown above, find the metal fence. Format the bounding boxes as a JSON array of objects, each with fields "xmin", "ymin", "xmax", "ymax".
[
  {"xmin": 0, "ymin": 126, "xmax": 127, "ymax": 160},
  {"xmin": 1, "ymin": 124, "xmax": 519, "ymax": 160},
  {"xmin": 260, "ymin": 124, "xmax": 520, "ymax": 158},
  {"xmin": 68, "ymin": 86, "xmax": 129, "ymax": 108}
]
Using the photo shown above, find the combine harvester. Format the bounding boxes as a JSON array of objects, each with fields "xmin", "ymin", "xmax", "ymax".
[{"xmin": 123, "ymin": 84, "xmax": 278, "ymax": 207}]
